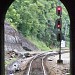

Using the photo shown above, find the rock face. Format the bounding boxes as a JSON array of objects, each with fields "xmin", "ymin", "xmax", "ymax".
[{"xmin": 4, "ymin": 23, "xmax": 39, "ymax": 52}]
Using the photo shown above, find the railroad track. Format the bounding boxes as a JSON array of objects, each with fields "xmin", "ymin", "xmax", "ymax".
[
  {"xmin": 23, "ymin": 50, "xmax": 69, "ymax": 75},
  {"xmin": 23, "ymin": 53, "xmax": 48, "ymax": 75},
  {"xmin": 13, "ymin": 50, "xmax": 69, "ymax": 75}
]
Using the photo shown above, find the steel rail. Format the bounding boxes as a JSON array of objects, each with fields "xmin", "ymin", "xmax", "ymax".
[{"xmin": 23, "ymin": 51, "xmax": 69, "ymax": 75}]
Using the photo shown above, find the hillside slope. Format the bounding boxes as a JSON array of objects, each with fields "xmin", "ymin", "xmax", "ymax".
[{"xmin": 4, "ymin": 22, "xmax": 39, "ymax": 52}]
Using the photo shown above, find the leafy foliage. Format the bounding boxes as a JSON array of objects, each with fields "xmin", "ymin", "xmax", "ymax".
[{"xmin": 5, "ymin": 0, "xmax": 70, "ymax": 50}]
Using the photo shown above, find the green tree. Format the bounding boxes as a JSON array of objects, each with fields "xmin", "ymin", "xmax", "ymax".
[{"xmin": 5, "ymin": 0, "xmax": 70, "ymax": 49}]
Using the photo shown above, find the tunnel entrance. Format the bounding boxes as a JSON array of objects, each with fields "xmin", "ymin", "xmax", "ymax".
[{"xmin": 0, "ymin": 0, "xmax": 75, "ymax": 75}]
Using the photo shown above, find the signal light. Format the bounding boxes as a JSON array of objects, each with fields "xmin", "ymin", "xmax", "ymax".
[
  {"xmin": 55, "ymin": 18, "xmax": 62, "ymax": 29},
  {"xmin": 58, "ymin": 7, "xmax": 61, "ymax": 10},
  {"xmin": 57, "ymin": 32, "xmax": 61, "ymax": 41},
  {"xmin": 56, "ymin": 6, "xmax": 62, "ymax": 16},
  {"xmin": 57, "ymin": 25, "xmax": 60, "ymax": 28}
]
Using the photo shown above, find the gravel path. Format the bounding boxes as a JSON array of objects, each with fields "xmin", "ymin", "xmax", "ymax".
[{"xmin": 46, "ymin": 53, "xmax": 70, "ymax": 75}]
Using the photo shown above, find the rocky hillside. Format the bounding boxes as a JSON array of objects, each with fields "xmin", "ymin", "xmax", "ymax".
[{"xmin": 4, "ymin": 22, "xmax": 39, "ymax": 52}]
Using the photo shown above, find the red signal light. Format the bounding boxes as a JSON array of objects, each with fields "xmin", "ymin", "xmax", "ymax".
[
  {"xmin": 57, "ymin": 24, "xmax": 61, "ymax": 28},
  {"xmin": 55, "ymin": 18, "xmax": 62, "ymax": 29},
  {"xmin": 57, "ymin": 6, "xmax": 62, "ymax": 10},
  {"xmin": 57, "ymin": 7, "xmax": 61, "ymax": 10},
  {"xmin": 56, "ymin": 6, "xmax": 62, "ymax": 16}
]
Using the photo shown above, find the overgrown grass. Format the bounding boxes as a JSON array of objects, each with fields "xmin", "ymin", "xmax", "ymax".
[{"xmin": 26, "ymin": 36, "xmax": 51, "ymax": 51}]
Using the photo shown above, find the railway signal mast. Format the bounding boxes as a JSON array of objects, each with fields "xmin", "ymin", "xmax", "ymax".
[{"xmin": 56, "ymin": 0, "xmax": 63, "ymax": 64}]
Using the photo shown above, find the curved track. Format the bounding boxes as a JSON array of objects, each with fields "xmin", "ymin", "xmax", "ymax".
[
  {"xmin": 7, "ymin": 50, "xmax": 69, "ymax": 75},
  {"xmin": 23, "ymin": 50, "xmax": 69, "ymax": 75},
  {"xmin": 23, "ymin": 53, "xmax": 48, "ymax": 75}
]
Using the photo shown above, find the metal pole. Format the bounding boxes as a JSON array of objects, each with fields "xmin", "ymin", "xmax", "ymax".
[
  {"xmin": 57, "ymin": 18, "xmax": 63, "ymax": 64},
  {"xmin": 57, "ymin": 0, "xmax": 63, "ymax": 64},
  {"xmin": 59, "ymin": 28, "xmax": 61, "ymax": 60}
]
